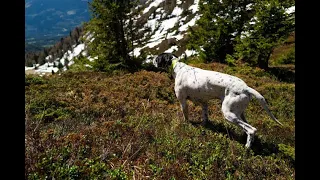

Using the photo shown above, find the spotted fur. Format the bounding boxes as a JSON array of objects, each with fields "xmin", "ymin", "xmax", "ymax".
[{"xmin": 153, "ymin": 53, "xmax": 282, "ymax": 148}]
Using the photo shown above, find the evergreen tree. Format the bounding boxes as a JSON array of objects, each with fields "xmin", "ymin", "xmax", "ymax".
[
  {"xmin": 58, "ymin": 62, "xmax": 64, "ymax": 70},
  {"xmin": 187, "ymin": 0, "xmax": 294, "ymax": 68},
  {"xmin": 85, "ymin": 0, "xmax": 140, "ymax": 72},
  {"xmin": 37, "ymin": 51, "xmax": 46, "ymax": 65},
  {"xmin": 187, "ymin": 0, "xmax": 254, "ymax": 63},
  {"xmin": 234, "ymin": 0, "xmax": 294, "ymax": 69},
  {"xmin": 71, "ymin": 27, "xmax": 80, "ymax": 45}
]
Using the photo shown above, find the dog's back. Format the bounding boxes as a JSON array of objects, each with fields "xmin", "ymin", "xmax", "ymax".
[{"xmin": 173, "ymin": 62, "xmax": 248, "ymax": 100}]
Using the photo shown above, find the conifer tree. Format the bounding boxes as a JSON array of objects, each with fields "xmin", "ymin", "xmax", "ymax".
[
  {"xmin": 85, "ymin": 0, "xmax": 140, "ymax": 71},
  {"xmin": 188, "ymin": 0, "xmax": 254, "ymax": 63},
  {"xmin": 234, "ymin": 0, "xmax": 294, "ymax": 69}
]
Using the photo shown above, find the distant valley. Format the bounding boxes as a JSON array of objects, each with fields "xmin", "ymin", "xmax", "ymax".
[{"xmin": 25, "ymin": 0, "xmax": 91, "ymax": 52}]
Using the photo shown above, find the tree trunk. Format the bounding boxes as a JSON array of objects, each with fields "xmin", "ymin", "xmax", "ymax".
[
  {"xmin": 257, "ymin": 51, "xmax": 271, "ymax": 70},
  {"xmin": 119, "ymin": 18, "xmax": 129, "ymax": 63}
]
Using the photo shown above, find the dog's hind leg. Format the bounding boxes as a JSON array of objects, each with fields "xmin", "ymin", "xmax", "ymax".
[
  {"xmin": 201, "ymin": 103, "xmax": 209, "ymax": 125},
  {"xmin": 222, "ymin": 97, "xmax": 257, "ymax": 148},
  {"xmin": 222, "ymin": 111, "xmax": 257, "ymax": 148},
  {"xmin": 240, "ymin": 113, "xmax": 248, "ymax": 123}
]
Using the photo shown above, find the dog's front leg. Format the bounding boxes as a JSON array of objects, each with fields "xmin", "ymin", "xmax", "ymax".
[
  {"xmin": 201, "ymin": 103, "xmax": 209, "ymax": 125},
  {"xmin": 178, "ymin": 98, "xmax": 189, "ymax": 122}
]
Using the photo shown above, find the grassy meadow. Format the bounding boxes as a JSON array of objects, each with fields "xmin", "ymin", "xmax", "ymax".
[{"xmin": 25, "ymin": 57, "xmax": 295, "ymax": 179}]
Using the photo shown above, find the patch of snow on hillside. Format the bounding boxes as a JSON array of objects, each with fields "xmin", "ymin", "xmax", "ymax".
[
  {"xmin": 135, "ymin": 5, "xmax": 142, "ymax": 10},
  {"xmin": 82, "ymin": 50, "xmax": 88, "ymax": 56},
  {"xmin": 167, "ymin": 31, "xmax": 184, "ymax": 40},
  {"xmin": 132, "ymin": 47, "xmax": 142, "ymax": 57},
  {"xmin": 151, "ymin": 17, "xmax": 179, "ymax": 40},
  {"xmin": 240, "ymin": 31, "xmax": 250, "ymax": 39},
  {"xmin": 143, "ymin": 0, "xmax": 165, "ymax": 14},
  {"xmin": 179, "ymin": 14, "xmax": 201, "ymax": 32},
  {"xmin": 88, "ymin": 56, "xmax": 98, "ymax": 62},
  {"xmin": 164, "ymin": 45, "xmax": 178, "ymax": 53},
  {"xmin": 26, "ymin": 43, "xmax": 87, "ymax": 74},
  {"xmin": 188, "ymin": 0, "xmax": 200, "ymax": 13},
  {"xmin": 286, "ymin": 6, "xmax": 295, "ymax": 14},
  {"xmin": 67, "ymin": 43, "xmax": 85, "ymax": 61},
  {"xmin": 178, "ymin": 49, "xmax": 200, "ymax": 59},
  {"xmin": 131, "ymin": 0, "xmax": 202, "ymax": 60},
  {"xmin": 145, "ymin": 19, "xmax": 159, "ymax": 32},
  {"xmin": 155, "ymin": 7, "xmax": 162, "ymax": 12},
  {"xmin": 246, "ymin": 3, "xmax": 253, "ymax": 10},
  {"xmin": 35, "ymin": 62, "xmax": 59, "ymax": 73},
  {"xmin": 248, "ymin": 16, "xmax": 257, "ymax": 25},
  {"xmin": 144, "ymin": 55, "xmax": 155, "ymax": 64},
  {"xmin": 45, "ymin": 55, "xmax": 52, "ymax": 60},
  {"xmin": 172, "ymin": 6, "xmax": 183, "ymax": 16},
  {"xmin": 185, "ymin": 49, "xmax": 199, "ymax": 57},
  {"xmin": 25, "ymin": 66, "xmax": 34, "ymax": 70},
  {"xmin": 178, "ymin": 16, "xmax": 187, "ymax": 26},
  {"xmin": 145, "ymin": 39, "xmax": 164, "ymax": 48}
]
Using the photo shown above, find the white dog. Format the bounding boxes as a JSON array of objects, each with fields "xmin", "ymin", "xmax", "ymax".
[{"xmin": 154, "ymin": 53, "xmax": 282, "ymax": 148}]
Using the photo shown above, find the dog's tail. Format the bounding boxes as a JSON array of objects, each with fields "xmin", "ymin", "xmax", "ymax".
[{"xmin": 246, "ymin": 87, "xmax": 283, "ymax": 126}]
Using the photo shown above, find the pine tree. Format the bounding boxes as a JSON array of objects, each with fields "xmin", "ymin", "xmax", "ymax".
[
  {"xmin": 58, "ymin": 62, "xmax": 64, "ymax": 70},
  {"xmin": 234, "ymin": 0, "xmax": 294, "ymax": 69},
  {"xmin": 71, "ymin": 27, "xmax": 80, "ymax": 45},
  {"xmin": 187, "ymin": 0, "xmax": 255, "ymax": 63},
  {"xmin": 37, "ymin": 51, "xmax": 46, "ymax": 65},
  {"xmin": 85, "ymin": 0, "xmax": 140, "ymax": 72}
]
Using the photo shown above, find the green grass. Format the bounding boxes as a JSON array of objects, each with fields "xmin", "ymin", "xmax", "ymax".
[{"xmin": 25, "ymin": 62, "xmax": 295, "ymax": 179}]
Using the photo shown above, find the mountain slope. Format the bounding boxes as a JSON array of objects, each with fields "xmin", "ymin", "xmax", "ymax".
[
  {"xmin": 25, "ymin": 0, "xmax": 202, "ymax": 74},
  {"xmin": 25, "ymin": 0, "xmax": 295, "ymax": 76}
]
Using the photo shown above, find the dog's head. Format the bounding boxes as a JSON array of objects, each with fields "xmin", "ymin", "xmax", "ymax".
[{"xmin": 153, "ymin": 53, "xmax": 178, "ymax": 71}]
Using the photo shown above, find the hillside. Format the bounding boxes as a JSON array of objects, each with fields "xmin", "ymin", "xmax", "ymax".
[
  {"xmin": 25, "ymin": 61, "xmax": 295, "ymax": 179},
  {"xmin": 25, "ymin": 0, "xmax": 203, "ymax": 74},
  {"xmin": 25, "ymin": 0, "xmax": 295, "ymax": 76}
]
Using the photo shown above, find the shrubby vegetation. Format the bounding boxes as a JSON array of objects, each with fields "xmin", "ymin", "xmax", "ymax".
[{"xmin": 25, "ymin": 58, "xmax": 295, "ymax": 179}]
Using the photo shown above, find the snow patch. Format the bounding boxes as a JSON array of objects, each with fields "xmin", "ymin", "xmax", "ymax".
[
  {"xmin": 144, "ymin": 55, "xmax": 155, "ymax": 64},
  {"xmin": 172, "ymin": 6, "xmax": 183, "ymax": 16},
  {"xmin": 132, "ymin": 47, "xmax": 142, "ymax": 57},
  {"xmin": 88, "ymin": 56, "xmax": 98, "ymax": 62},
  {"xmin": 25, "ymin": 66, "xmax": 34, "ymax": 70},
  {"xmin": 164, "ymin": 45, "xmax": 178, "ymax": 53},
  {"xmin": 178, "ymin": 49, "xmax": 200, "ymax": 59},
  {"xmin": 179, "ymin": 14, "xmax": 201, "ymax": 32},
  {"xmin": 35, "ymin": 62, "xmax": 59, "ymax": 73},
  {"xmin": 246, "ymin": 3, "xmax": 253, "ymax": 10},
  {"xmin": 45, "ymin": 55, "xmax": 52, "ymax": 60},
  {"xmin": 185, "ymin": 49, "xmax": 199, "ymax": 57},
  {"xmin": 143, "ymin": 0, "xmax": 165, "ymax": 14},
  {"xmin": 285, "ymin": 6, "xmax": 295, "ymax": 14},
  {"xmin": 188, "ymin": 0, "xmax": 200, "ymax": 13}
]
